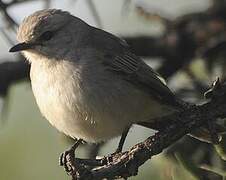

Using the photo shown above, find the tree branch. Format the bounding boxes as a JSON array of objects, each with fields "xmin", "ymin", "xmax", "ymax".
[{"xmin": 0, "ymin": 59, "xmax": 30, "ymax": 96}]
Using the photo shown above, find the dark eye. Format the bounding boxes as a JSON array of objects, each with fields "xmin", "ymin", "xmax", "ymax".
[{"xmin": 40, "ymin": 31, "xmax": 53, "ymax": 41}]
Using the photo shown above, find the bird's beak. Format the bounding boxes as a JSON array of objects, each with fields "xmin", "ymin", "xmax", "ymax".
[{"xmin": 9, "ymin": 42, "xmax": 34, "ymax": 52}]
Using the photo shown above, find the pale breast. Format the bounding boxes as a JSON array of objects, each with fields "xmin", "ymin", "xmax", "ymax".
[{"xmin": 29, "ymin": 58, "xmax": 173, "ymax": 142}]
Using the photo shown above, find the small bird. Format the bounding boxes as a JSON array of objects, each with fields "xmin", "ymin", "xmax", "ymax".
[{"xmin": 9, "ymin": 9, "xmax": 181, "ymax": 171}]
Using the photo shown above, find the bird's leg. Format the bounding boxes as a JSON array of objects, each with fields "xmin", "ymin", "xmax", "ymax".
[
  {"xmin": 59, "ymin": 138, "xmax": 83, "ymax": 175},
  {"xmin": 76, "ymin": 127, "xmax": 131, "ymax": 167},
  {"xmin": 115, "ymin": 126, "xmax": 130, "ymax": 153},
  {"xmin": 102, "ymin": 127, "xmax": 131, "ymax": 165},
  {"xmin": 87, "ymin": 142, "xmax": 105, "ymax": 158},
  {"xmin": 59, "ymin": 127, "xmax": 131, "ymax": 171}
]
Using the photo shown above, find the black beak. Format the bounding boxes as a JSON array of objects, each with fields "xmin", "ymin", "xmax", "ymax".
[{"xmin": 9, "ymin": 42, "xmax": 33, "ymax": 52}]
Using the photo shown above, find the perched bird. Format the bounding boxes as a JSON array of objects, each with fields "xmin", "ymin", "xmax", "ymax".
[{"xmin": 9, "ymin": 9, "xmax": 181, "ymax": 171}]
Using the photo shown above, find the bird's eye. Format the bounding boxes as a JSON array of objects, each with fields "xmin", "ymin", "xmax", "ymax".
[{"xmin": 40, "ymin": 31, "xmax": 53, "ymax": 41}]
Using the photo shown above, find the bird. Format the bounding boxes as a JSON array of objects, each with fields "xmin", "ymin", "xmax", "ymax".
[{"xmin": 9, "ymin": 9, "xmax": 182, "ymax": 172}]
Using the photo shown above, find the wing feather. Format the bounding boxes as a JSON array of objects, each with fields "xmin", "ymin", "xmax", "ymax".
[
  {"xmin": 88, "ymin": 27, "xmax": 177, "ymax": 104},
  {"xmin": 104, "ymin": 51, "xmax": 176, "ymax": 103}
]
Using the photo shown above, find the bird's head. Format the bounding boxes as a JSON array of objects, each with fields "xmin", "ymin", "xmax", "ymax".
[{"xmin": 9, "ymin": 9, "xmax": 87, "ymax": 62}]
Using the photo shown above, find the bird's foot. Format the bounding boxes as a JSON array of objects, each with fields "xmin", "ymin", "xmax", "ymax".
[
  {"xmin": 59, "ymin": 139, "xmax": 82, "ymax": 175},
  {"xmin": 101, "ymin": 150, "xmax": 125, "ymax": 165},
  {"xmin": 59, "ymin": 148, "xmax": 76, "ymax": 175},
  {"xmin": 102, "ymin": 137, "xmax": 128, "ymax": 165}
]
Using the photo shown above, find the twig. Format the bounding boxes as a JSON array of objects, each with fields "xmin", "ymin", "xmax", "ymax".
[
  {"xmin": 85, "ymin": 0, "xmax": 102, "ymax": 28},
  {"xmin": 0, "ymin": 59, "xmax": 30, "ymax": 97}
]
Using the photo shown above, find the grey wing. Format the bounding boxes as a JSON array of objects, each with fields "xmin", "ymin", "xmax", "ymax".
[
  {"xmin": 104, "ymin": 51, "xmax": 176, "ymax": 103},
  {"xmin": 89, "ymin": 27, "xmax": 176, "ymax": 103}
]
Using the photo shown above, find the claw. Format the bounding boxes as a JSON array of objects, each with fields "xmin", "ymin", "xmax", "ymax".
[
  {"xmin": 59, "ymin": 149, "xmax": 74, "ymax": 174},
  {"xmin": 59, "ymin": 151, "xmax": 64, "ymax": 166},
  {"xmin": 59, "ymin": 139, "xmax": 82, "ymax": 175}
]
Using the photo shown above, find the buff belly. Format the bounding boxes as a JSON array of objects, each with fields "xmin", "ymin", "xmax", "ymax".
[{"xmin": 30, "ymin": 59, "xmax": 173, "ymax": 143}]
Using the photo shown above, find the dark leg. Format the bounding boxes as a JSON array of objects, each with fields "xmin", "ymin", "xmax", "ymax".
[
  {"xmin": 87, "ymin": 142, "xmax": 105, "ymax": 158},
  {"xmin": 75, "ymin": 127, "xmax": 131, "ymax": 167},
  {"xmin": 115, "ymin": 126, "xmax": 130, "ymax": 153},
  {"xmin": 59, "ymin": 138, "xmax": 83, "ymax": 174},
  {"xmin": 101, "ymin": 127, "xmax": 131, "ymax": 166}
]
